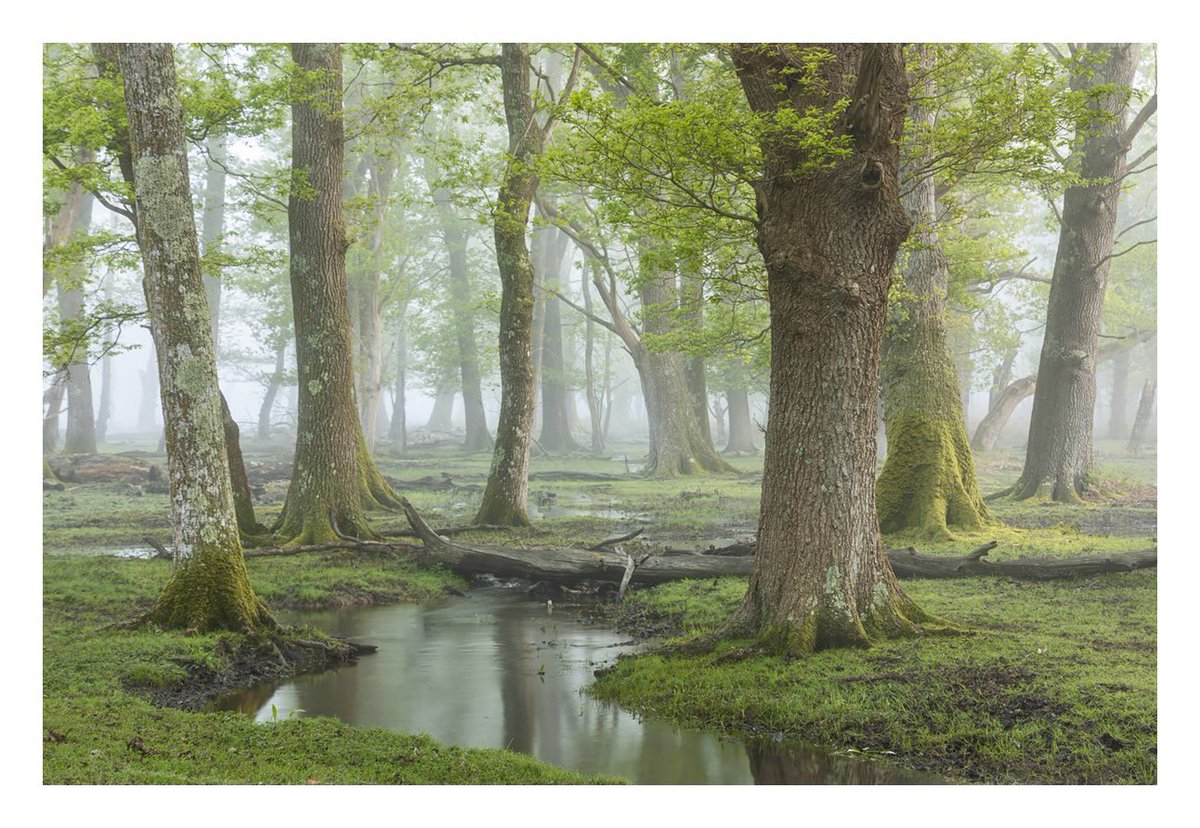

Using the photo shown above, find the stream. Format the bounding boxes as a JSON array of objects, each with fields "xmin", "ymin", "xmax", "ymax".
[{"xmin": 214, "ymin": 586, "xmax": 941, "ymax": 784}]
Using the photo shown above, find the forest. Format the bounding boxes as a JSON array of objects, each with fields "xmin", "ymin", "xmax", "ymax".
[{"xmin": 41, "ymin": 41, "xmax": 1158, "ymax": 788}]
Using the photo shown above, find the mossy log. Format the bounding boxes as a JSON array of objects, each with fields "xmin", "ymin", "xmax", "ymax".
[{"xmin": 399, "ymin": 500, "xmax": 1155, "ymax": 585}]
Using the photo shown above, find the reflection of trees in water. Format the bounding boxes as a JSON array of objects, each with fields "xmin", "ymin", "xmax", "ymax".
[
  {"xmin": 497, "ymin": 608, "xmax": 536, "ymax": 754},
  {"xmin": 747, "ymin": 744, "xmax": 916, "ymax": 785}
]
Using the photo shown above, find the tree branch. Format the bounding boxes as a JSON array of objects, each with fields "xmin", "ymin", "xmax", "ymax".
[{"xmin": 1120, "ymin": 94, "xmax": 1157, "ymax": 148}]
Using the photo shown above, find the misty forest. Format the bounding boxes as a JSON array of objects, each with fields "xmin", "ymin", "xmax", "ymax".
[{"xmin": 42, "ymin": 42, "xmax": 1157, "ymax": 785}]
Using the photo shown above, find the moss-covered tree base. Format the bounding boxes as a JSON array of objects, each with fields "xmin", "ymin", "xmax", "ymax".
[
  {"xmin": 877, "ymin": 413, "xmax": 990, "ymax": 539},
  {"xmin": 145, "ymin": 548, "xmax": 275, "ymax": 633}
]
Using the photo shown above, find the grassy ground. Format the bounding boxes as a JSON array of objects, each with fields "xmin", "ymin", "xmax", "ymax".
[{"xmin": 44, "ymin": 434, "xmax": 1155, "ymax": 784}]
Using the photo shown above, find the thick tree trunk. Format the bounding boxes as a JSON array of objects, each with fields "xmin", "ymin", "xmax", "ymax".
[
  {"xmin": 273, "ymin": 43, "xmax": 401, "ymax": 546},
  {"xmin": 877, "ymin": 51, "xmax": 988, "ymax": 538},
  {"xmin": 475, "ymin": 44, "xmax": 543, "ymax": 527},
  {"xmin": 971, "ymin": 375, "xmax": 1036, "ymax": 452},
  {"xmin": 256, "ymin": 343, "xmax": 287, "ymax": 441},
  {"xmin": 1127, "ymin": 378, "xmax": 1156, "ymax": 455},
  {"xmin": 636, "ymin": 268, "xmax": 734, "ymax": 477},
  {"xmin": 115, "ymin": 42, "xmax": 270, "ymax": 632},
  {"xmin": 720, "ymin": 43, "xmax": 938, "ymax": 654},
  {"xmin": 428, "ymin": 176, "xmax": 491, "ymax": 451},
  {"xmin": 725, "ymin": 387, "xmax": 758, "ymax": 454},
  {"xmin": 58, "ymin": 188, "xmax": 98, "ymax": 455},
  {"xmin": 1011, "ymin": 44, "xmax": 1143, "ymax": 502},
  {"xmin": 425, "ymin": 389, "xmax": 455, "ymax": 431},
  {"xmin": 200, "ymin": 134, "xmax": 227, "ymax": 348}
]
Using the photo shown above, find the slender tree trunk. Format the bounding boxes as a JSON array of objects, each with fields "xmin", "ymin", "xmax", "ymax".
[
  {"xmin": 1011, "ymin": 44, "xmax": 1144, "ymax": 502},
  {"xmin": 988, "ymin": 347, "xmax": 1018, "ymax": 413},
  {"xmin": 273, "ymin": 43, "xmax": 401, "ymax": 546},
  {"xmin": 427, "ymin": 171, "xmax": 491, "ymax": 451},
  {"xmin": 58, "ymin": 186, "xmax": 98, "ymax": 455},
  {"xmin": 114, "ymin": 41, "xmax": 270, "ymax": 631},
  {"xmin": 877, "ymin": 49, "xmax": 988, "ymax": 538},
  {"xmin": 95, "ymin": 278, "xmax": 115, "ymax": 444},
  {"xmin": 1127, "ymin": 378, "xmax": 1156, "ymax": 455},
  {"xmin": 475, "ymin": 43, "xmax": 542, "ymax": 526},
  {"xmin": 355, "ymin": 155, "xmax": 394, "ymax": 453},
  {"xmin": 681, "ymin": 273, "xmax": 713, "ymax": 446},
  {"xmin": 972, "ymin": 375, "xmax": 1037, "ymax": 452},
  {"xmin": 201, "ymin": 134, "xmax": 227, "ymax": 348},
  {"xmin": 539, "ymin": 232, "xmax": 578, "ymax": 452},
  {"xmin": 220, "ymin": 392, "xmax": 265, "ymax": 535},
  {"xmin": 44, "ymin": 374, "xmax": 66, "ymax": 452},
  {"xmin": 581, "ymin": 258, "xmax": 605, "ymax": 453},
  {"xmin": 720, "ymin": 43, "xmax": 940, "ymax": 654},
  {"xmin": 257, "ymin": 343, "xmax": 287, "ymax": 441},
  {"xmin": 389, "ymin": 323, "xmax": 408, "ymax": 449},
  {"xmin": 1107, "ymin": 348, "xmax": 1131, "ymax": 440},
  {"xmin": 138, "ymin": 351, "xmax": 159, "ymax": 431}
]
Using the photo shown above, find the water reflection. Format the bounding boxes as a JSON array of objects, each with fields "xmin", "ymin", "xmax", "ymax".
[{"xmin": 215, "ymin": 589, "xmax": 940, "ymax": 784}]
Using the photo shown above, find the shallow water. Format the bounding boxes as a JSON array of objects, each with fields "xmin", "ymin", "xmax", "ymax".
[{"xmin": 214, "ymin": 588, "xmax": 940, "ymax": 784}]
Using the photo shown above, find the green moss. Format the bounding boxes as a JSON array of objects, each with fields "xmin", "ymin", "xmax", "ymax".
[{"xmin": 877, "ymin": 411, "xmax": 990, "ymax": 539}]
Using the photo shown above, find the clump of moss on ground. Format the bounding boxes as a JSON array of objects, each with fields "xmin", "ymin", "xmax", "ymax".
[{"xmin": 43, "ymin": 553, "xmax": 609, "ymax": 784}]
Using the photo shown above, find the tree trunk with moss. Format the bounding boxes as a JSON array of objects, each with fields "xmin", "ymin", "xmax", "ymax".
[
  {"xmin": 475, "ymin": 44, "xmax": 542, "ymax": 527},
  {"xmin": 1010, "ymin": 44, "xmax": 1148, "ymax": 502},
  {"xmin": 117, "ymin": 42, "xmax": 271, "ymax": 632},
  {"xmin": 877, "ymin": 53, "xmax": 988, "ymax": 538},
  {"xmin": 273, "ymin": 43, "xmax": 402, "ymax": 546},
  {"xmin": 721, "ymin": 42, "xmax": 942, "ymax": 654}
]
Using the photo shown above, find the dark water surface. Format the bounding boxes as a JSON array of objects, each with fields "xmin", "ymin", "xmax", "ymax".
[{"xmin": 215, "ymin": 587, "xmax": 940, "ymax": 784}]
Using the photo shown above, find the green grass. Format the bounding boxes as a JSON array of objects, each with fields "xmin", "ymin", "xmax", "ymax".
[
  {"xmin": 45, "ymin": 438, "xmax": 1155, "ymax": 784},
  {"xmin": 43, "ymin": 551, "xmax": 607, "ymax": 784}
]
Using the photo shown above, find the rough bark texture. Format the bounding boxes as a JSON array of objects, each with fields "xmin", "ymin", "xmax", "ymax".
[
  {"xmin": 116, "ymin": 42, "xmax": 270, "ymax": 632},
  {"xmin": 971, "ymin": 375, "xmax": 1036, "ymax": 452},
  {"xmin": 1127, "ymin": 378, "xmax": 1156, "ymax": 455},
  {"xmin": 877, "ymin": 51, "xmax": 988, "ymax": 538},
  {"xmin": 722, "ymin": 43, "xmax": 938, "ymax": 654},
  {"xmin": 273, "ymin": 43, "xmax": 401, "ymax": 546},
  {"xmin": 475, "ymin": 44, "xmax": 542, "ymax": 527},
  {"xmin": 1011, "ymin": 44, "xmax": 1143, "ymax": 502}
]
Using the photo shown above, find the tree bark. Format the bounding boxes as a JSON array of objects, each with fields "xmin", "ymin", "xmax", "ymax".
[
  {"xmin": 877, "ymin": 47, "xmax": 989, "ymax": 538},
  {"xmin": 355, "ymin": 155, "xmax": 395, "ymax": 453},
  {"xmin": 1010, "ymin": 44, "xmax": 1144, "ymax": 502},
  {"xmin": 538, "ymin": 229, "xmax": 578, "ymax": 452},
  {"xmin": 1127, "ymin": 378, "xmax": 1156, "ymax": 455},
  {"xmin": 475, "ymin": 43, "xmax": 543, "ymax": 526},
  {"xmin": 720, "ymin": 43, "xmax": 938, "ymax": 654},
  {"xmin": 389, "ymin": 323, "xmax": 408, "ymax": 449},
  {"xmin": 256, "ymin": 343, "xmax": 287, "ymax": 441},
  {"xmin": 725, "ymin": 387, "xmax": 758, "ymax": 454},
  {"xmin": 401, "ymin": 500, "xmax": 1155, "ymax": 585},
  {"xmin": 220, "ymin": 392, "xmax": 266, "ymax": 535},
  {"xmin": 57, "ymin": 188, "xmax": 98, "ymax": 455},
  {"xmin": 1107, "ymin": 348, "xmax": 1131, "ymax": 440},
  {"xmin": 427, "ymin": 164, "xmax": 491, "ymax": 451},
  {"xmin": 971, "ymin": 375, "xmax": 1036, "ymax": 452},
  {"xmin": 95, "ymin": 278, "xmax": 115, "ymax": 444},
  {"xmin": 273, "ymin": 43, "xmax": 402, "ymax": 546},
  {"xmin": 115, "ymin": 41, "xmax": 270, "ymax": 632},
  {"xmin": 43, "ymin": 373, "xmax": 66, "ymax": 452}
]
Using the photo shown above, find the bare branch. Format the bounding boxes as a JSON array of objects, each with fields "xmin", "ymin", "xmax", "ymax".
[{"xmin": 1120, "ymin": 94, "xmax": 1157, "ymax": 148}]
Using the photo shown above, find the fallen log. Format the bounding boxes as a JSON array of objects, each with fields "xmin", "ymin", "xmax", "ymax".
[{"xmin": 399, "ymin": 499, "xmax": 1156, "ymax": 585}]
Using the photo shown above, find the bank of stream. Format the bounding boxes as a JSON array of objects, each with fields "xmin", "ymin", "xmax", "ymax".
[{"xmin": 214, "ymin": 585, "xmax": 942, "ymax": 784}]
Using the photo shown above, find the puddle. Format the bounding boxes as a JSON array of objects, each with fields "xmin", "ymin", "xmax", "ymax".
[{"xmin": 214, "ymin": 587, "xmax": 942, "ymax": 784}]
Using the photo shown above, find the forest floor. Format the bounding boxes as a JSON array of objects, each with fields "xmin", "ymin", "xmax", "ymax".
[{"xmin": 43, "ymin": 433, "xmax": 1155, "ymax": 784}]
